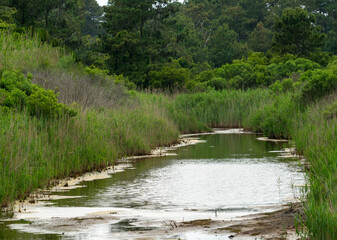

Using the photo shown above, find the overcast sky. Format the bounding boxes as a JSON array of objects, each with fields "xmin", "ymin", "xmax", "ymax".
[
  {"xmin": 96, "ymin": 0, "xmax": 108, "ymax": 6},
  {"xmin": 96, "ymin": 0, "xmax": 184, "ymax": 6}
]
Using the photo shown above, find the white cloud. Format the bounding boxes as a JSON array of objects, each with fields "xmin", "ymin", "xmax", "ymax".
[{"xmin": 96, "ymin": 0, "xmax": 108, "ymax": 6}]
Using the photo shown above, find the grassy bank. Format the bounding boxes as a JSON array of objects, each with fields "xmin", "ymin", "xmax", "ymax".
[
  {"xmin": 0, "ymin": 104, "xmax": 179, "ymax": 207},
  {"xmin": 292, "ymin": 94, "xmax": 337, "ymax": 238}
]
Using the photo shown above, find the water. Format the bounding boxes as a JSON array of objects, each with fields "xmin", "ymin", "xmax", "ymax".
[{"xmin": 0, "ymin": 133, "xmax": 305, "ymax": 239}]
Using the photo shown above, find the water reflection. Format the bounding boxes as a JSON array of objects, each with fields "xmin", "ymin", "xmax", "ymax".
[{"xmin": 56, "ymin": 134, "xmax": 302, "ymax": 211}]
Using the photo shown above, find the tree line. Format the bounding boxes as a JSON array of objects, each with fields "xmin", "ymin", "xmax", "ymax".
[{"xmin": 1, "ymin": 0, "xmax": 336, "ymax": 89}]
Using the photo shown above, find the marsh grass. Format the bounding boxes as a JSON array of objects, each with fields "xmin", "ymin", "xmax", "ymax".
[
  {"xmin": 292, "ymin": 94, "xmax": 337, "ymax": 239},
  {"xmin": 31, "ymin": 69, "xmax": 128, "ymax": 108},
  {"xmin": 0, "ymin": 31, "xmax": 64, "ymax": 71},
  {"xmin": 140, "ymin": 89, "xmax": 272, "ymax": 133},
  {"xmin": 0, "ymin": 103, "xmax": 180, "ymax": 207}
]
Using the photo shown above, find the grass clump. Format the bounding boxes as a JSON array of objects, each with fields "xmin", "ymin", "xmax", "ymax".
[
  {"xmin": 247, "ymin": 93, "xmax": 299, "ymax": 139},
  {"xmin": 168, "ymin": 89, "xmax": 272, "ymax": 131},
  {"xmin": 292, "ymin": 94, "xmax": 337, "ymax": 239},
  {"xmin": 0, "ymin": 31, "xmax": 64, "ymax": 71},
  {"xmin": 0, "ymin": 102, "xmax": 179, "ymax": 207}
]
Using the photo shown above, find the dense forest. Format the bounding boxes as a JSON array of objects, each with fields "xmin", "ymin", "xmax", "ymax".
[
  {"xmin": 1, "ymin": 0, "xmax": 337, "ymax": 89},
  {"xmin": 1, "ymin": 0, "xmax": 337, "ymax": 239}
]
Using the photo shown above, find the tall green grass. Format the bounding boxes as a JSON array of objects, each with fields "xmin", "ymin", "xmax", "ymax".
[
  {"xmin": 292, "ymin": 94, "xmax": 337, "ymax": 239},
  {"xmin": 0, "ymin": 31, "xmax": 65, "ymax": 71},
  {"xmin": 247, "ymin": 90, "xmax": 337, "ymax": 238},
  {"xmin": 0, "ymin": 103, "xmax": 179, "ymax": 207},
  {"xmin": 137, "ymin": 89, "xmax": 272, "ymax": 133}
]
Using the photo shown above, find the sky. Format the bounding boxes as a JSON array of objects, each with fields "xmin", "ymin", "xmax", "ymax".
[
  {"xmin": 96, "ymin": 0, "xmax": 108, "ymax": 6},
  {"xmin": 96, "ymin": 0, "xmax": 184, "ymax": 6}
]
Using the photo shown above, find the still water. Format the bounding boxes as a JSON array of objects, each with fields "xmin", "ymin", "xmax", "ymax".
[{"xmin": 0, "ymin": 133, "xmax": 305, "ymax": 239}]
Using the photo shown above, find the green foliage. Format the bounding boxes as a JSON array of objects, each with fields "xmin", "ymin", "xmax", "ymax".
[
  {"xmin": 324, "ymin": 30, "xmax": 337, "ymax": 54},
  {"xmin": 299, "ymin": 69, "xmax": 337, "ymax": 103},
  {"xmin": 0, "ymin": 102, "xmax": 179, "ymax": 207},
  {"xmin": 309, "ymin": 51, "xmax": 331, "ymax": 67},
  {"xmin": 269, "ymin": 78, "xmax": 294, "ymax": 94},
  {"xmin": 57, "ymin": 55, "xmax": 76, "ymax": 69},
  {"xmin": 0, "ymin": 31, "xmax": 65, "ymax": 70},
  {"xmin": 272, "ymin": 8, "xmax": 325, "ymax": 56},
  {"xmin": 0, "ymin": 70, "xmax": 76, "ymax": 117},
  {"xmin": 248, "ymin": 94, "xmax": 297, "ymax": 139},
  {"xmin": 149, "ymin": 61, "xmax": 191, "ymax": 90},
  {"xmin": 248, "ymin": 22, "xmax": 273, "ymax": 53},
  {"xmin": 166, "ymin": 89, "xmax": 272, "ymax": 131},
  {"xmin": 322, "ymin": 102, "xmax": 337, "ymax": 120},
  {"xmin": 26, "ymin": 88, "xmax": 63, "ymax": 117},
  {"xmin": 0, "ymin": 6, "xmax": 16, "ymax": 30},
  {"xmin": 209, "ymin": 54, "xmax": 320, "ymax": 90},
  {"xmin": 207, "ymin": 77, "xmax": 227, "ymax": 90},
  {"xmin": 208, "ymin": 23, "xmax": 245, "ymax": 67},
  {"xmin": 292, "ymin": 95, "xmax": 337, "ymax": 238}
]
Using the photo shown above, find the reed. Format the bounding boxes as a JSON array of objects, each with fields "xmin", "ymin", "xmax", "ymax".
[
  {"xmin": 169, "ymin": 89, "xmax": 272, "ymax": 130},
  {"xmin": 0, "ymin": 31, "xmax": 64, "ymax": 71},
  {"xmin": 0, "ymin": 104, "xmax": 179, "ymax": 207},
  {"xmin": 292, "ymin": 93, "xmax": 337, "ymax": 239}
]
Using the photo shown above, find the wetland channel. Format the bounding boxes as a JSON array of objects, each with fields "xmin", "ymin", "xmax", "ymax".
[{"xmin": 0, "ymin": 131, "xmax": 305, "ymax": 240}]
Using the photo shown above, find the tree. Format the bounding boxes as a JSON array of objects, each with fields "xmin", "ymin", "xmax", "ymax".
[
  {"xmin": 81, "ymin": 0, "xmax": 103, "ymax": 36},
  {"xmin": 248, "ymin": 22, "xmax": 273, "ymax": 52},
  {"xmin": 102, "ymin": 0, "xmax": 182, "ymax": 87},
  {"xmin": 0, "ymin": 6, "xmax": 16, "ymax": 29},
  {"xmin": 208, "ymin": 24, "xmax": 245, "ymax": 67},
  {"xmin": 272, "ymin": 8, "xmax": 325, "ymax": 56},
  {"xmin": 103, "ymin": 0, "xmax": 169, "ymax": 38}
]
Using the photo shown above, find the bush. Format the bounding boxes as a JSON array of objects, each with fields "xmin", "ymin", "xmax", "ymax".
[
  {"xmin": 270, "ymin": 78, "xmax": 294, "ymax": 94},
  {"xmin": 26, "ymin": 88, "xmax": 63, "ymax": 117},
  {"xmin": 207, "ymin": 77, "xmax": 227, "ymax": 90},
  {"xmin": 0, "ymin": 70, "xmax": 76, "ymax": 117},
  {"xmin": 299, "ymin": 69, "xmax": 337, "ymax": 103},
  {"xmin": 149, "ymin": 61, "xmax": 191, "ymax": 90}
]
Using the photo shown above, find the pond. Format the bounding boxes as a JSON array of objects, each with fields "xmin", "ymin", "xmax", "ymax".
[{"xmin": 0, "ymin": 131, "xmax": 305, "ymax": 239}]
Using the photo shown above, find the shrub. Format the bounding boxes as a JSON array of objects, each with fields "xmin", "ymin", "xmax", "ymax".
[
  {"xmin": 26, "ymin": 88, "xmax": 63, "ymax": 117},
  {"xmin": 299, "ymin": 69, "xmax": 337, "ymax": 103},
  {"xmin": 0, "ymin": 70, "xmax": 76, "ymax": 117},
  {"xmin": 270, "ymin": 78, "xmax": 294, "ymax": 94},
  {"xmin": 149, "ymin": 62, "xmax": 191, "ymax": 90},
  {"xmin": 207, "ymin": 77, "xmax": 227, "ymax": 90}
]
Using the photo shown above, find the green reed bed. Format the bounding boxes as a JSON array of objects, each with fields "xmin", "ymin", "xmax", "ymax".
[
  {"xmin": 292, "ymin": 94, "xmax": 337, "ymax": 239},
  {"xmin": 0, "ymin": 104, "xmax": 179, "ymax": 207},
  {"xmin": 0, "ymin": 31, "xmax": 64, "ymax": 70},
  {"xmin": 168, "ymin": 89, "xmax": 272, "ymax": 131},
  {"xmin": 248, "ymin": 90, "xmax": 337, "ymax": 238},
  {"xmin": 136, "ymin": 89, "xmax": 272, "ymax": 134}
]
